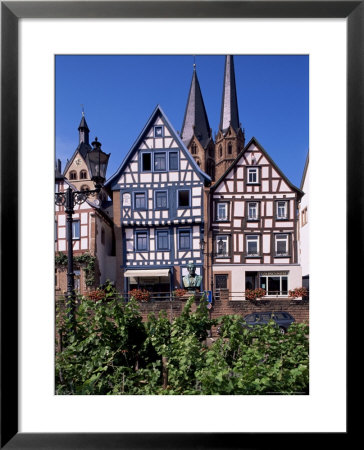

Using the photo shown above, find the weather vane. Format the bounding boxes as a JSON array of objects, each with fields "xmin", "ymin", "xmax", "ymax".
[{"xmin": 81, "ymin": 104, "xmax": 85, "ymax": 116}]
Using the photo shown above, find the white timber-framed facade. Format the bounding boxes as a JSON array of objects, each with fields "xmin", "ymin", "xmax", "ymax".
[
  {"xmin": 105, "ymin": 105, "xmax": 211, "ymax": 296},
  {"xmin": 210, "ymin": 137, "xmax": 304, "ymax": 299}
]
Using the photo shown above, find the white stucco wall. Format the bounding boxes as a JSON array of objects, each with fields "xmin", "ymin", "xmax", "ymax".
[{"xmin": 300, "ymin": 159, "xmax": 309, "ymax": 278}]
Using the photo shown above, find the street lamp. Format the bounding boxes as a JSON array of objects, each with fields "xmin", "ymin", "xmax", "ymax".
[{"xmin": 55, "ymin": 138, "xmax": 110, "ymax": 328}]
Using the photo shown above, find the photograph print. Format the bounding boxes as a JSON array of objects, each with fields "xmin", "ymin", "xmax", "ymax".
[{"xmin": 55, "ymin": 54, "xmax": 309, "ymax": 395}]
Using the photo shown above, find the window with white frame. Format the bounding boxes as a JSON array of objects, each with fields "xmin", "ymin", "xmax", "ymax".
[
  {"xmin": 275, "ymin": 234, "xmax": 289, "ymax": 256},
  {"xmin": 248, "ymin": 202, "xmax": 258, "ymax": 220},
  {"xmin": 216, "ymin": 202, "xmax": 228, "ymax": 221},
  {"xmin": 215, "ymin": 235, "xmax": 229, "ymax": 257},
  {"xmin": 246, "ymin": 234, "xmax": 259, "ymax": 256},
  {"xmin": 72, "ymin": 220, "xmax": 80, "ymax": 240},
  {"xmin": 247, "ymin": 167, "xmax": 259, "ymax": 184},
  {"xmin": 276, "ymin": 200, "xmax": 288, "ymax": 219}
]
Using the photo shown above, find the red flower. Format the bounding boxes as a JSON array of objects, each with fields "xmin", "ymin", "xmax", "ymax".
[{"xmin": 129, "ymin": 289, "xmax": 150, "ymax": 302}]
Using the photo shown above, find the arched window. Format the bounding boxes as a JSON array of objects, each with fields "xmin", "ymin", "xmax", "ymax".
[
  {"xmin": 80, "ymin": 170, "xmax": 87, "ymax": 179},
  {"xmin": 81, "ymin": 185, "xmax": 89, "ymax": 191},
  {"xmin": 219, "ymin": 146, "xmax": 222, "ymax": 158},
  {"xmin": 191, "ymin": 143, "xmax": 197, "ymax": 155},
  {"xmin": 69, "ymin": 170, "xmax": 77, "ymax": 180},
  {"xmin": 228, "ymin": 143, "xmax": 232, "ymax": 155}
]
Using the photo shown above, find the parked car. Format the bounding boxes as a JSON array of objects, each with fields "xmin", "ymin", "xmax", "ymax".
[
  {"xmin": 217, "ymin": 311, "xmax": 295, "ymax": 336},
  {"xmin": 244, "ymin": 311, "xmax": 295, "ymax": 334}
]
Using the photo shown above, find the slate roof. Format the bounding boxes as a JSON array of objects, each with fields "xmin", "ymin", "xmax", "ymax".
[
  {"xmin": 219, "ymin": 55, "xmax": 240, "ymax": 134},
  {"xmin": 212, "ymin": 136, "xmax": 304, "ymax": 199},
  {"xmin": 181, "ymin": 66, "xmax": 212, "ymax": 148},
  {"xmin": 105, "ymin": 105, "xmax": 211, "ymax": 191}
]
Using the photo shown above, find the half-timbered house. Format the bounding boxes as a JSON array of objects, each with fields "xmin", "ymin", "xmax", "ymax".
[
  {"xmin": 55, "ymin": 115, "xmax": 115, "ymax": 297},
  {"xmin": 210, "ymin": 137, "xmax": 304, "ymax": 299},
  {"xmin": 105, "ymin": 105, "xmax": 211, "ymax": 296},
  {"xmin": 298, "ymin": 152, "xmax": 309, "ymax": 289}
]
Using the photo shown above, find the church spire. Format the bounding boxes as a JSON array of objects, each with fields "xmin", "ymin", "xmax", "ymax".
[
  {"xmin": 219, "ymin": 55, "xmax": 240, "ymax": 134},
  {"xmin": 181, "ymin": 64, "xmax": 211, "ymax": 149},
  {"xmin": 78, "ymin": 111, "xmax": 90, "ymax": 145}
]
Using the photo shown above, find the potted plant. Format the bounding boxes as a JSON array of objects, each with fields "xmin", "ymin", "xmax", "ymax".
[
  {"xmin": 172, "ymin": 288, "xmax": 188, "ymax": 298},
  {"xmin": 288, "ymin": 287, "xmax": 308, "ymax": 300},
  {"xmin": 245, "ymin": 288, "xmax": 266, "ymax": 301},
  {"xmin": 128, "ymin": 288, "xmax": 151, "ymax": 303}
]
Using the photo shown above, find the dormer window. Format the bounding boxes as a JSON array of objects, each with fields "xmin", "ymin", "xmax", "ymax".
[
  {"xmin": 69, "ymin": 170, "xmax": 77, "ymax": 180},
  {"xmin": 228, "ymin": 143, "xmax": 232, "ymax": 155},
  {"xmin": 80, "ymin": 170, "xmax": 87, "ymax": 179},
  {"xmin": 191, "ymin": 143, "xmax": 197, "ymax": 155},
  {"xmin": 247, "ymin": 167, "xmax": 259, "ymax": 184}
]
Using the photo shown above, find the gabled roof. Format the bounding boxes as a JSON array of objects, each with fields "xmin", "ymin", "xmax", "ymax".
[
  {"xmin": 212, "ymin": 136, "xmax": 304, "ymax": 198},
  {"xmin": 181, "ymin": 66, "xmax": 212, "ymax": 148},
  {"xmin": 105, "ymin": 105, "xmax": 211, "ymax": 191},
  {"xmin": 219, "ymin": 55, "xmax": 240, "ymax": 134},
  {"xmin": 56, "ymin": 177, "xmax": 113, "ymax": 226}
]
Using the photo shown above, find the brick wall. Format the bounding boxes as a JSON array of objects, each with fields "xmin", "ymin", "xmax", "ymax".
[{"xmin": 137, "ymin": 291, "xmax": 309, "ymax": 334}]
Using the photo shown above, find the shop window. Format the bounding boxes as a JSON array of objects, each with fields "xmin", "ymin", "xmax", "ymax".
[{"xmin": 259, "ymin": 273, "xmax": 288, "ymax": 296}]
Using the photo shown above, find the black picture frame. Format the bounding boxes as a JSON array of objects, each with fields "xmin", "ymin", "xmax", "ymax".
[{"xmin": 1, "ymin": 1, "xmax": 357, "ymax": 448}]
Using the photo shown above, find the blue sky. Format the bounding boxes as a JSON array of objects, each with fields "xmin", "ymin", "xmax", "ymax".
[{"xmin": 56, "ymin": 55, "xmax": 308, "ymax": 187}]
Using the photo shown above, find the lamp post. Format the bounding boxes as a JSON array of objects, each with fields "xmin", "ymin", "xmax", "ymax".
[{"xmin": 55, "ymin": 138, "xmax": 110, "ymax": 328}]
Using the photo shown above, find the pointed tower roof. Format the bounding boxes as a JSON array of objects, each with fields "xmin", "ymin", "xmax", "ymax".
[
  {"xmin": 78, "ymin": 112, "xmax": 90, "ymax": 147},
  {"xmin": 219, "ymin": 55, "xmax": 240, "ymax": 134},
  {"xmin": 181, "ymin": 65, "xmax": 211, "ymax": 148},
  {"xmin": 63, "ymin": 113, "xmax": 92, "ymax": 175},
  {"xmin": 78, "ymin": 113, "xmax": 89, "ymax": 132}
]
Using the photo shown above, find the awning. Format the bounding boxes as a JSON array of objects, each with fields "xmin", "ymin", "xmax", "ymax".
[{"xmin": 124, "ymin": 269, "xmax": 170, "ymax": 278}]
